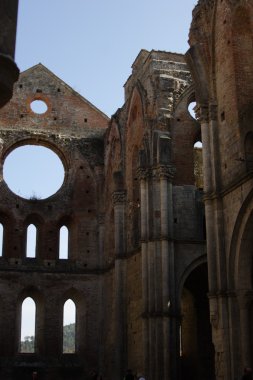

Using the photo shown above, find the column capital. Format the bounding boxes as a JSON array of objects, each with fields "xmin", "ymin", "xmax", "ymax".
[
  {"xmin": 112, "ymin": 191, "xmax": 126, "ymax": 206},
  {"xmin": 136, "ymin": 167, "xmax": 151, "ymax": 180},
  {"xmin": 152, "ymin": 164, "xmax": 176, "ymax": 180},
  {"xmin": 195, "ymin": 103, "xmax": 209, "ymax": 123}
]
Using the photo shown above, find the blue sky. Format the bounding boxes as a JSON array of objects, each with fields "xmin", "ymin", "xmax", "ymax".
[{"xmin": 16, "ymin": 0, "xmax": 197, "ymax": 117}]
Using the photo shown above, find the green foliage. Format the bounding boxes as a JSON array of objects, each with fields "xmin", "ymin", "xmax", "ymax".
[
  {"xmin": 63, "ymin": 323, "xmax": 76, "ymax": 353},
  {"xmin": 20, "ymin": 324, "xmax": 76, "ymax": 353},
  {"xmin": 20, "ymin": 335, "xmax": 35, "ymax": 353}
]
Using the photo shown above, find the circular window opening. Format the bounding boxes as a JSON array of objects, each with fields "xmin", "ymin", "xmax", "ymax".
[
  {"xmin": 188, "ymin": 101, "xmax": 197, "ymax": 119},
  {"xmin": 30, "ymin": 100, "xmax": 48, "ymax": 114},
  {"xmin": 3, "ymin": 145, "xmax": 65, "ymax": 200}
]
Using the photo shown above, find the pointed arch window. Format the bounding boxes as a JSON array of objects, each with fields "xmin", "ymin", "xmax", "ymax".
[
  {"xmin": 59, "ymin": 226, "xmax": 69, "ymax": 259},
  {"xmin": 26, "ymin": 224, "xmax": 37, "ymax": 258},
  {"xmin": 20, "ymin": 297, "xmax": 36, "ymax": 353},
  {"xmin": 0, "ymin": 223, "xmax": 3, "ymax": 257},
  {"xmin": 63, "ymin": 299, "xmax": 76, "ymax": 353}
]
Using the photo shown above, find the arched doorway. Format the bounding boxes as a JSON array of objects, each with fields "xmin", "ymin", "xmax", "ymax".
[{"xmin": 180, "ymin": 263, "xmax": 215, "ymax": 380}]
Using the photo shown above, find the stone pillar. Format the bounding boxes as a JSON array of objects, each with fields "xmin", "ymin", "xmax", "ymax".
[
  {"xmin": 112, "ymin": 190, "xmax": 126, "ymax": 380},
  {"xmin": 238, "ymin": 292, "xmax": 253, "ymax": 368},
  {"xmin": 137, "ymin": 167, "xmax": 150, "ymax": 376},
  {"xmin": 159, "ymin": 165, "xmax": 177, "ymax": 380},
  {"xmin": 0, "ymin": 0, "xmax": 19, "ymax": 107},
  {"xmin": 197, "ymin": 105, "xmax": 212, "ymax": 193},
  {"xmin": 197, "ymin": 104, "xmax": 218, "ymax": 293}
]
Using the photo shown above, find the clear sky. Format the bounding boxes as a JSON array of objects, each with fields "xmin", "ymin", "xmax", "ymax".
[{"xmin": 16, "ymin": 0, "xmax": 197, "ymax": 118}]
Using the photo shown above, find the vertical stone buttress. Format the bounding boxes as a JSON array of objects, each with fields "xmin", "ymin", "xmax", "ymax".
[
  {"xmin": 158, "ymin": 164, "xmax": 177, "ymax": 380},
  {"xmin": 112, "ymin": 190, "xmax": 127, "ymax": 379},
  {"xmin": 137, "ymin": 167, "xmax": 150, "ymax": 377},
  {"xmin": 139, "ymin": 162, "xmax": 176, "ymax": 380}
]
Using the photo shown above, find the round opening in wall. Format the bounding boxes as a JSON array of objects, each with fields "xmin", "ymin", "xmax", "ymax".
[
  {"xmin": 3, "ymin": 145, "xmax": 65, "ymax": 200},
  {"xmin": 30, "ymin": 99, "xmax": 48, "ymax": 114}
]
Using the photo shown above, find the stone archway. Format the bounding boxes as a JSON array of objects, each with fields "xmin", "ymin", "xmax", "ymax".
[
  {"xmin": 180, "ymin": 263, "xmax": 215, "ymax": 380},
  {"xmin": 233, "ymin": 209, "xmax": 253, "ymax": 369}
]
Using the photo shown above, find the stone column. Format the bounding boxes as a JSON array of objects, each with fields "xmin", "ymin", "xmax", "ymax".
[
  {"xmin": 159, "ymin": 165, "xmax": 177, "ymax": 380},
  {"xmin": 238, "ymin": 292, "xmax": 253, "ymax": 368},
  {"xmin": 137, "ymin": 167, "xmax": 150, "ymax": 376},
  {"xmin": 0, "ymin": 0, "xmax": 19, "ymax": 107},
  {"xmin": 197, "ymin": 104, "xmax": 218, "ymax": 292},
  {"xmin": 112, "ymin": 190, "xmax": 126, "ymax": 380},
  {"xmin": 197, "ymin": 105, "xmax": 212, "ymax": 193}
]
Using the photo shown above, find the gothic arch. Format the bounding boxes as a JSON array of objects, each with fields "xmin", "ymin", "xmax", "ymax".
[
  {"xmin": 178, "ymin": 258, "xmax": 214, "ymax": 380},
  {"xmin": 17, "ymin": 287, "xmax": 45, "ymax": 354},
  {"xmin": 60, "ymin": 288, "xmax": 86, "ymax": 354}
]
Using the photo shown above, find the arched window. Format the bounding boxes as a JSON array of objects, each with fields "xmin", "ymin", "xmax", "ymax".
[
  {"xmin": 20, "ymin": 297, "xmax": 36, "ymax": 353},
  {"xmin": 26, "ymin": 224, "xmax": 37, "ymax": 258},
  {"xmin": 59, "ymin": 226, "xmax": 69, "ymax": 259},
  {"xmin": 194, "ymin": 141, "xmax": 203, "ymax": 189},
  {"xmin": 0, "ymin": 223, "xmax": 3, "ymax": 257},
  {"xmin": 63, "ymin": 299, "xmax": 76, "ymax": 353}
]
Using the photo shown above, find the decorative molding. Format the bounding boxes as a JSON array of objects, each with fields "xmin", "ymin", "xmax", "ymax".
[
  {"xmin": 152, "ymin": 164, "xmax": 176, "ymax": 180},
  {"xmin": 112, "ymin": 191, "xmax": 126, "ymax": 206},
  {"xmin": 136, "ymin": 167, "xmax": 151, "ymax": 180},
  {"xmin": 195, "ymin": 104, "xmax": 209, "ymax": 123}
]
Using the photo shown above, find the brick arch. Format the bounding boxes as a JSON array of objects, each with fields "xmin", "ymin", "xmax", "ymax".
[
  {"xmin": 125, "ymin": 88, "xmax": 147, "ymax": 251},
  {"xmin": 178, "ymin": 255, "xmax": 207, "ymax": 300},
  {"xmin": 2, "ymin": 137, "xmax": 68, "ymax": 171},
  {"xmin": 178, "ymin": 259, "xmax": 214, "ymax": 380},
  {"xmin": 172, "ymin": 86, "xmax": 202, "ymax": 186}
]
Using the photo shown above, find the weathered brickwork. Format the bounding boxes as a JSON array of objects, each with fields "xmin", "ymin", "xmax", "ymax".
[{"xmin": 187, "ymin": 2, "xmax": 253, "ymax": 380}]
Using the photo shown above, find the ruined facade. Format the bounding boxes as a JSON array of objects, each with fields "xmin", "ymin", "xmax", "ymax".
[
  {"xmin": 0, "ymin": 50, "xmax": 212, "ymax": 380},
  {"xmin": 187, "ymin": 1, "xmax": 253, "ymax": 380},
  {"xmin": 0, "ymin": 1, "xmax": 252, "ymax": 380}
]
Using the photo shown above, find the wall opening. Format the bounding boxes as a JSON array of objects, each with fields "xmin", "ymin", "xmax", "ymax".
[
  {"xmin": 20, "ymin": 297, "xmax": 36, "ymax": 353},
  {"xmin": 180, "ymin": 264, "xmax": 214, "ymax": 380},
  {"xmin": 63, "ymin": 299, "xmax": 76, "ymax": 353},
  {"xmin": 59, "ymin": 226, "xmax": 69, "ymax": 259},
  {"xmin": 3, "ymin": 145, "xmax": 65, "ymax": 200},
  {"xmin": 188, "ymin": 101, "xmax": 197, "ymax": 119},
  {"xmin": 26, "ymin": 224, "xmax": 37, "ymax": 258},
  {"xmin": 30, "ymin": 100, "xmax": 48, "ymax": 114}
]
